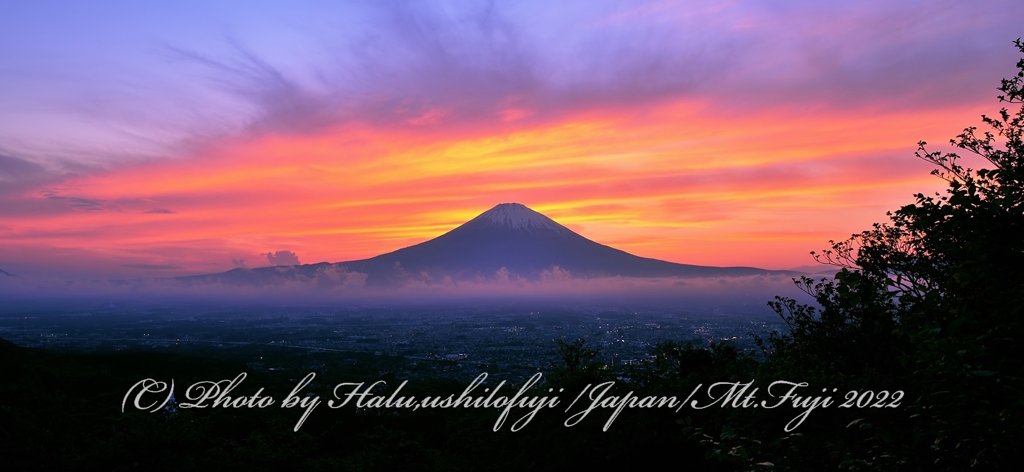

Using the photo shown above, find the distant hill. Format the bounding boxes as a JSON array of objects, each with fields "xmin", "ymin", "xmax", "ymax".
[
  {"xmin": 179, "ymin": 203, "xmax": 796, "ymax": 287},
  {"xmin": 787, "ymin": 265, "xmax": 840, "ymax": 275}
]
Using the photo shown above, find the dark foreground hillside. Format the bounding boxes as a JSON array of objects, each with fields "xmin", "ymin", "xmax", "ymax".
[{"xmin": 0, "ymin": 338, "xmax": 725, "ymax": 471}]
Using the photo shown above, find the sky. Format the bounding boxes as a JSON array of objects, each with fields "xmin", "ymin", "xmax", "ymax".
[{"xmin": 1, "ymin": 0, "xmax": 1022, "ymax": 280}]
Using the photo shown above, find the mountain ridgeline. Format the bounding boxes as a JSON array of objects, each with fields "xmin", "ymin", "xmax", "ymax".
[{"xmin": 181, "ymin": 203, "xmax": 789, "ymax": 287}]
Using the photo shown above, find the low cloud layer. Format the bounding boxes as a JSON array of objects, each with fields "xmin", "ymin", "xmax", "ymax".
[{"xmin": 0, "ymin": 261, "xmax": 821, "ymax": 312}]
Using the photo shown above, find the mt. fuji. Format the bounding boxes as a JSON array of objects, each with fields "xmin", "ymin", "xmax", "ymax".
[
  {"xmin": 339, "ymin": 203, "xmax": 784, "ymax": 284},
  {"xmin": 183, "ymin": 203, "xmax": 789, "ymax": 287}
]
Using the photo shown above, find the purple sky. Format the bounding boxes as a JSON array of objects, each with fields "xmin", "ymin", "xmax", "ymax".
[{"xmin": 1, "ymin": 1, "xmax": 1022, "ymax": 283}]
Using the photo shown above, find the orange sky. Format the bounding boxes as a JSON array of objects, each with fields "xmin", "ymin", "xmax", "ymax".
[
  {"xmin": 0, "ymin": 97, "xmax": 980, "ymax": 277},
  {"xmin": 2, "ymin": 1, "xmax": 1020, "ymax": 279}
]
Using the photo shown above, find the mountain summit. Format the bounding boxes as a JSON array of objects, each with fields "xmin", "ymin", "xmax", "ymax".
[
  {"xmin": 182, "ymin": 203, "xmax": 788, "ymax": 287},
  {"xmin": 468, "ymin": 203, "xmax": 573, "ymax": 235}
]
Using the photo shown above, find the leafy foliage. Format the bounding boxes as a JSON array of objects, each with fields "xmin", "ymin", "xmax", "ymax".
[
  {"xmin": 753, "ymin": 39, "xmax": 1024, "ymax": 470},
  {"xmin": 547, "ymin": 338, "xmax": 608, "ymax": 390}
]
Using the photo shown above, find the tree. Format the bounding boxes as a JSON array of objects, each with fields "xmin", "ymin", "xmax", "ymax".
[
  {"xmin": 548, "ymin": 338, "xmax": 607, "ymax": 390},
  {"xmin": 761, "ymin": 39, "xmax": 1024, "ymax": 470}
]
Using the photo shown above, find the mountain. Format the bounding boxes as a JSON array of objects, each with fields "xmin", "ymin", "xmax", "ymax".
[
  {"xmin": 787, "ymin": 265, "xmax": 840, "ymax": 275},
  {"xmin": 179, "ymin": 203, "xmax": 792, "ymax": 287}
]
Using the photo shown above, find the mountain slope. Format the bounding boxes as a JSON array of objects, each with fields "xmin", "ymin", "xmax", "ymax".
[
  {"xmin": 178, "ymin": 203, "xmax": 791, "ymax": 287},
  {"xmin": 341, "ymin": 203, "xmax": 779, "ymax": 284}
]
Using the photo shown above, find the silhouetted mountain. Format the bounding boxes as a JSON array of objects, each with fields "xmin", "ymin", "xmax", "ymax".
[
  {"xmin": 179, "ymin": 203, "xmax": 793, "ymax": 287},
  {"xmin": 787, "ymin": 265, "xmax": 840, "ymax": 275},
  {"xmin": 342, "ymin": 203, "xmax": 787, "ymax": 284}
]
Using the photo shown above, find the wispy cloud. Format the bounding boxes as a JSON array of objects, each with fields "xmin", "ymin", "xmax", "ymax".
[
  {"xmin": 43, "ymin": 194, "xmax": 114, "ymax": 212},
  {"xmin": 123, "ymin": 263, "xmax": 181, "ymax": 270},
  {"xmin": 156, "ymin": 0, "xmax": 1023, "ymax": 139},
  {"xmin": 0, "ymin": 0, "xmax": 1021, "ymax": 278}
]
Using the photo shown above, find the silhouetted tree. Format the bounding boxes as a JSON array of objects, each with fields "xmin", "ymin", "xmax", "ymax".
[
  {"xmin": 759, "ymin": 38, "xmax": 1024, "ymax": 470},
  {"xmin": 549, "ymin": 338, "xmax": 607, "ymax": 390}
]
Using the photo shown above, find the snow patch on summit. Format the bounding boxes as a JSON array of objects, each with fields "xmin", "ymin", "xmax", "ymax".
[{"xmin": 473, "ymin": 203, "xmax": 572, "ymax": 234}]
